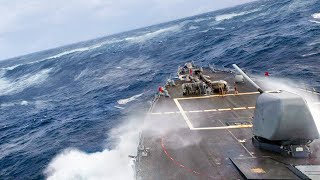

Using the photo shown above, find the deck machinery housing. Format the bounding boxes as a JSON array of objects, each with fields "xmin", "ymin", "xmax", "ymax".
[
  {"xmin": 134, "ymin": 63, "xmax": 320, "ymax": 180},
  {"xmin": 232, "ymin": 64, "xmax": 319, "ymax": 158}
]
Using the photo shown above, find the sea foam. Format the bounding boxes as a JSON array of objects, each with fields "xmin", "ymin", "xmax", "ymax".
[
  {"xmin": 0, "ymin": 68, "xmax": 52, "ymax": 96},
  {"xmin": 45, "ymin": 117, "xmax": 141, "ymax": 180},
  {"xmin": 117, "ymin": 93, "xmax": 143, "ymax": 105},
  {"xmin": 125, "ymin": 25, "xmax": 181, "ymax": 43},
  {"xmin": 312, "ymin": 13, "xmax": 320, "ymax": 19},
  {"xmin": 215, "ymin": 9, "xmax": 259, "ymax": 21}
]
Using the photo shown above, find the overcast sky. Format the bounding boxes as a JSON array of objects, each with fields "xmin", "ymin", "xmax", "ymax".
[{"xmin": 0, "ymin": 0, "xmax": 255, "ymax": 60}]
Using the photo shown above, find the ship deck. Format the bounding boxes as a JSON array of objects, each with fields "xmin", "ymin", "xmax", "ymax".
[{"xmin": 136, "ymin": 69, "xmax": 320, "ymax": 180}]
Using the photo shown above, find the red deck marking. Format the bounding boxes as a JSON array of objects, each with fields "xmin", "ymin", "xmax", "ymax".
[{"xmin": 161, "ymin": 137, "xmax": 215, "ymax": 179}]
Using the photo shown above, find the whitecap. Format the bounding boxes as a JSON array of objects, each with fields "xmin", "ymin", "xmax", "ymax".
[
  {"xmin": 215, "ymin": 27, "xmax": 225, "ymax": 30},
  {"xmin": 188, "ymin": 26, "xmax": 199, "ymax": 30},
  {"xmin": 308, "ymin": 41, "xmax": 320, "ymax": 46},
  {"xmin": 125, "ymin": 25, "xmax": 181, "ymax": 43},
  {"xmin": 1, "ymin": 102, "xmax": 15, "ymax": 108},
  {"xmin": 4, "ymin": 65, "xmax": 20, "ymax": 70},
  {"xmin": 194, "ymin": 18, "xmax": 208, "ymax": 23},
  {"xmin": 301, "ymin": 51, "xmax": 320, "ymax": 57},
  {"xmin": 45, "ymin": 47, "xmax": 90, "ymax": 60},
  {"xmin": 215, "ymin": 9, "xmax": 259, "ymax": 21},
  {"xmin": 20, "ymin": 101, "xmax": 28, "ymax": 106},
  {"xmin": 45, "ymin": 118, "xmax": 141, "ymax": 180},
  {"xmin": 312, "ymin": 13, "xmax": 320, "ymax": 19},
  {"xmin": 309, "ymin": 20, "xmax": 320, "ymax": 24},
  {"xmin": 0, "ymin": 68, "xmax": 52, "ymax": 96},
  {"xmin": 45, "ymin": 39, "xmax": 122, "ymax": 60},
  {"xmin": 200, "ymin": 29, "xmax": 209, "ymax": 33},
  {"xmin": 0, "ymin": 64, "xmax": 22, "ymax": 75},
  {"xmin": 1, "ymin": 100, "xmax": 30, "ymax": 108},
  {"xmin": 117, "ymin": 93, "xmax": 143, "ymax": 105},
  {"xmin": 3, "ymin": 39, "xmax": 122, "ymax": 71},
  {"xmin": 114, "ymin": 106, "xmax": 125, "ymax": 110}
]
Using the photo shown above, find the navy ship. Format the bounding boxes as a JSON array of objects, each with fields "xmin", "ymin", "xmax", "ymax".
[{"xmin": 132, "ymin": 62, "xmax": 320, "ymax": 179}]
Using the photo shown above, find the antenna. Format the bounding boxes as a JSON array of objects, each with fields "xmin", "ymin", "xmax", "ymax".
[{"xmin": 232, "ymin": 64, "xmax": 264, "ymax": 94}]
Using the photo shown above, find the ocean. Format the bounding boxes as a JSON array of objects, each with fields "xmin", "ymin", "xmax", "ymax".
[{"xmin": 1, "ymin": 0, "xmax": 320, "ymax": 179}]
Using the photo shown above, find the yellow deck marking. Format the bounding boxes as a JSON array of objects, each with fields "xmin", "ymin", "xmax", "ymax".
[
  {"xmin": 191, "ymin": 124, "xmax": 253, "ymax": 130},
  {"xmin": 173, "ymin": 99, "xmax": 194, "ymax": 129},
  {"xmin": 234, "ymin": 156, "xmax": 271, "ymax": 160},
  {"xmin": 176, "ymin": 92, "xmax": 260, "ymax": 100},
  {"xmin": 251, "ymin": 168, "xmax": 266, "ymax": 174},
  {"xmin": 233, "ymin": 107, "xmax": 247, "ymax": 110},
  {"xmin": 151, "ymin": 106, "xmax": 256, "ymax": 115},
  {"xmin": 218, "ymin": 120, "xmax": 255, "ymax": 158},
  {"xmin": 189, "ymin": 110, "xmax": 203, "ymax": 113},
  {"xmin": 174, "ymin": 89, "xmax": 320, "ymax": 104},
  {"xmin": 218, "ymin": 108, "xmax": 232, "ymax": 111},
  {"xmin": 203, "ymin": 109, "xmax": 217, "ymax": 112},
  {"xmin": 151, "ymin": 112, "xmax": 162, "ymax": 115}
]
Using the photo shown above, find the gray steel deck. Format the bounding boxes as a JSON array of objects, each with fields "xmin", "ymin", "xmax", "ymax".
[{"xmin": 136, "ymin": 69, "xmax": 320, "ymax": 180}]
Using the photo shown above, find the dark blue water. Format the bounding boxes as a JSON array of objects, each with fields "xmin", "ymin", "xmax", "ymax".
[{"xmin": 1, "ymin": 0, "xmax": 320, "ymax": 179}]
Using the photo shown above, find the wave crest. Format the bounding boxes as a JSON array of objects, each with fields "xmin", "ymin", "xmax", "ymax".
[
  {"xmin": 215, "ymin": 9, "xmax": 259, "ymax": 21},
  {"xmin": 125, "ymin": 25, "xmax": 181, "ymax": 42},
  {"xmin": 312, "ymin": 13, "xmax": 320, "ymax": 19},
  {"xmin": 117, "ymin": 93, "xmax": 143, "ymax": 105},
  {"xmin": 45, "ymin": 117, "xmax": 141, "ymax": 180},
  {"xmin": 0, "ymin": 68, "xmax": 52, "ymax": 96}
]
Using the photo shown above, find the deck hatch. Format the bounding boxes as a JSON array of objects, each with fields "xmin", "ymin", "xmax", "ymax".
[{"xmin": 230, "ymin": 158, "xmax": 300, "ymax": 179}]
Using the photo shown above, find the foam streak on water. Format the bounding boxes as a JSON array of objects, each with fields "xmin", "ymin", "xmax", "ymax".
[
  {"xmin": 117, "ymin": 93, "xmax": 144, "ymax": 105},
  {"xmin": 0, "ymin": 68, "xmax": 51, "ymax": 96},
  {"xmin": 125, "ymin": 25, "xmax": 181, "ymax": 42},
  {"xmin": 215, "ymin": 9, "xmax": 259, "ymax": 21}
]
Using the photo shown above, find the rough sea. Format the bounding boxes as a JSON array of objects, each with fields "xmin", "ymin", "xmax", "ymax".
[{"xmin": 1, "ymin": 0, "xmax": 320, "ymax": 179}]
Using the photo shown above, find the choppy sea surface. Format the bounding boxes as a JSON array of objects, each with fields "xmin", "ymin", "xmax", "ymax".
[{"xmin": 1, "ymin": 0, "xmax": 320, "ymax": 179}]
